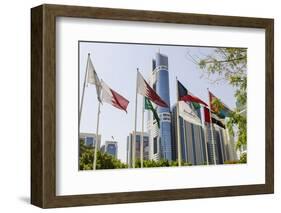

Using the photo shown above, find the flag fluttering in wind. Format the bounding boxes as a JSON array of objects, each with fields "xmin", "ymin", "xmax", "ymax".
[
  {"xmin": 86, "ymin": 55, "xmax": 102, "ymax": 103},
  {"xmin": 101, "ymin": 80, "xmax": 129, "ymax": 113},
  {"xmin": 137, "ymin": 71, "xmax": 168, "ymax": 107},
  {"xmin": 83, "ymin": 54, "xmax": 130, "ymax": 171},
  {"xmin": 144, "ymin": 97, "xmax": 160, "ymax": 128},
  {"xmin": 180, "ymin": 94, "xmax": 208, "ymax": 106},
  {"xmin": 177, "ymin": 80, "xmax": 207, "ymax": 108},
  {"xmin": 209, "ymin": 91, "xmax": 232, "ymax": 118},
  {"xmin": 204, "ymin": 107, "xmax": 225, "ymax": 129}
]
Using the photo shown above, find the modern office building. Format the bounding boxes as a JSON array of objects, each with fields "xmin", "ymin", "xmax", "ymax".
[
  {"xmin": 147, "ymin": 52, "xmax": 172, "ymax": 161},
  {"xmin": 101, "ymin": 141, "xmax": 118, "ymax": 158},
  {"xmin": 172, "ymin": 101, "xmax": 208, "ymax": 165},
  {"xmin": 204, "ymin": 115, "xmax": 237, "ymax": 164},
  {"xmin": 79, "ymin": 132, "xmax": 101, "ymax": 148},
  {"xmin": 205, "ymin": 123, "xmax": 219, "ymax": 164},
  {"xmin": 127, "ymin": 131, "xmax": 149, "ymax": 167},
  {"xmin": 216, "ymin": 123, "xmax": 237, "ymax": 162}
]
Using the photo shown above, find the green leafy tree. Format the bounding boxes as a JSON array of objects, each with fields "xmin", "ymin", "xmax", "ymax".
[
  {"xmin": 79, "ymin": 144, "xmax": 128, "ymax": 170},
  {"xmin": 188, "ymin": 48, "xmax": 247, "ymax": 153},
  {"xmin": 239, "ymin": 153, "xmax": 247, "ymax": 163},
  {"xmin": 134, "ymin": 159, "xmax": 192, "ymax": 168}
]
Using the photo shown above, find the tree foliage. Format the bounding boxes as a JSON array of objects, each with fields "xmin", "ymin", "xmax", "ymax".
[
  {"xmin": 79, "ymin": 141, "xmax": 195, "ymax": 169},
  {"xmin": 224, "ymin": 153, "xmax": 247, "ymax": 164},
  {"xmin": 135, "ymin": 159, "xmax": 192, "ymax": 168},
  {"xmin": 189, "ymin": 48, "xmax": 247, "ymax": 152},
  {"xmin": 79, "ymin": 141, "xmax": 127, "ymax": 170},
  {"xmin": 239, "ymin": 152, "xmax": 247, "ymax": 164}
]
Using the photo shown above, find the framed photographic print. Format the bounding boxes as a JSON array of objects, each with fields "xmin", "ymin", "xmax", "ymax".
[{"xmin": 31, "ymin": 4, "xmax": 274, "ymax": 208}]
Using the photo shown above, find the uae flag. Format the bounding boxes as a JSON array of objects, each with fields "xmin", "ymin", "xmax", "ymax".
[
  {"xmin": 209, "ymin": 91, "xmax": 232, "ymax": 118},
  {"xmin": 137, "ymin": 71, "xmax": 168, "ymax": 107},
  {"xmin": 204, "ymin": 107, "xmax": 225, "ymax": 129},
  {"xmin": 144, "ymin": 97, "xmax": 160, "ymax": 128},
  {"xmin": 86, "ymin": 55, "xmax": 102, "ymax": 103},
  {"xmin": 101, "ymin": 80, "xmax": 129, "ymax": 113},
  {"xmin": 177, "ymin": 80, "xmax": 207, "ymax": 108}
]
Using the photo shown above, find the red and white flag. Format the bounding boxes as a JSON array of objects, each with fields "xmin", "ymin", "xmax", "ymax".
[
  {"xmin": 101, "ymin": 80, "xmax": 129, "ymax": 113},
  {"xmin": 137, "ymin": 71, "xmax": 168, "ymax": 107}
]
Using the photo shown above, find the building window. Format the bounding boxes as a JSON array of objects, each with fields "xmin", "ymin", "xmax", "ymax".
[
  {"xmin": 153, "ymin": 137, "xmax": 158, "ymax": 154},
  {"xmin": 85, "ymin": 137, "xmax": 94, "ymax": 146}
]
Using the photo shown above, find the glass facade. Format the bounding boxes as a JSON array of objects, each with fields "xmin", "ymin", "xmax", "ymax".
[
  {"xmin": 85, "ymin": 137, "xmax": 94, "ymax": 147},
  {"xmin": 153, "ymin": 53, "xmax": 172, "ymax": 161},
  {"xmin": 127, "ymin": 132, "xmax": 150, "ymax": 166},
  {"xmin": 179, "ymin": 117, "xmax": 207, "ymax": 165},
  {"xmin": 106, "ymin": 143, "xmax": 117, "ymax": 158},
  {"xmin": 205, "ymin": 123, "xmax": 237, "ymax": 164},
  {"xmin": 79, "ymin": 133, "xmax": 101, "ymax": 149}
]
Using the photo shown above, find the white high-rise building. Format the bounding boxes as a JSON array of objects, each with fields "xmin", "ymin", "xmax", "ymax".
[{"xmin": 79, "ymin": 132, "xmax": 101, "ymax": 148}]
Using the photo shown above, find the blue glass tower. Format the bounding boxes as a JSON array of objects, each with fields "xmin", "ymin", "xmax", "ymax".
[{"xmin": 152, "ymin": 52, "xmax": 172, "ymax": 161}]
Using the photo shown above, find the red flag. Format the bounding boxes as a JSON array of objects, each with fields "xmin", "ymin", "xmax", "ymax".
[
  {"xmin": 180, "ymin": 94, "xmax": 208, "ymax": 106},
  {"xmin": 209, "ymin": 91, "xmax": 218, "ymax": 112},
  {"xmin": 137, "ymin": 71, "xmax": 168, "ymax": 107},
  {"xmin": 204, "ymin": 107, "xmax": 211, "ymax": 123},
  {"xmin": 101, "ymin": 80, "xmax": 129, "ymax": 113}
]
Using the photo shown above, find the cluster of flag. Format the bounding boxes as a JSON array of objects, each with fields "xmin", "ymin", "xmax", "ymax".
[
  {"xmin": 176, "ymin": 80, "xmax": 233, "ymax": 166},
  {"xmin": 82, "ymin": 54, "xmax": 169, "ymax": 169},
  {"xmin": 85, "ymin": 54, "xmax": 168, "ymax": 115},
  {"xmin": 83, "ymin": 53, "xmax": 233, "ymax": 169},
  {"xmin": 177, "ymin": 80, "xmax": 232, "ymax": 129}
]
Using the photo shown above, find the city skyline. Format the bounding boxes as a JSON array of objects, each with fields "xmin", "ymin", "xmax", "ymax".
[{"xmin": 79, "ymin": 41, "xmax": 238, "ymax": 164}]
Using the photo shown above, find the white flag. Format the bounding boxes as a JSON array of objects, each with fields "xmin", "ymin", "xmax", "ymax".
[{"xmin": 86, "ymin": 56, "xmax": 102, "ymax": 103}]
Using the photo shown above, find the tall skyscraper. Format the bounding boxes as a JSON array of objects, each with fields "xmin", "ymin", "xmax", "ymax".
[
  {"xmin": 79, "ymin": 132, "xmax": 101, "ymax": 148},
  {"xmin": 172, "ymin": 102, "xmax": 208, "ymax": 165},
  {"xmin": 148, "ymin": 52, "xmax": 172, "ymax": 161},
  {"xmin": 101, "ymin": 141, "xmax": 118, "ymax": 158},
  {"xmin": 127, "ymin": 131, "xmax": 149, "ymax": 167}
]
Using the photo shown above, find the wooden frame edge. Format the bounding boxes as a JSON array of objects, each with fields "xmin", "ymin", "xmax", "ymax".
[{"xmin": 31, "ymin": 5, "xmax": 44, "ymax": 208}]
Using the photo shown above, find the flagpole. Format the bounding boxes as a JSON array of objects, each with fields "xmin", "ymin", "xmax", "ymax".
[
  {"xmin": 176, "ymin": 77, "xmax": 182, "ymax": 166},
  {"xmin": 79, "ymin": 53, "xmax": 90, "ymax": 125},
  {"xmin": 141, "ymin": 97, "xmax": 144, "ymax": 168},
  {"xmin": 133, "ymin": 68, "xmax": 139, "ymax": 168},
  {"xmin": 93, "ymin": 101, "xmax": 101, "ymax": 170},
  {"xmin": 203, "ymin": 107, "xmax": 209, "ymax": 165},
  {"xmin": 208, "ymin": 88, "xmax": 217, "ymax": 165}
]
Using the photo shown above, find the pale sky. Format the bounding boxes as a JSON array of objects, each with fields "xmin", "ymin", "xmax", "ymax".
[{"xmin": 79, "ymin": 41, "xmax": 238, "ymax": 163}]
